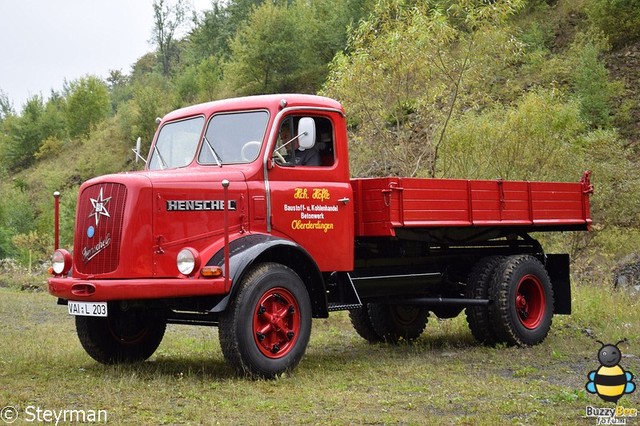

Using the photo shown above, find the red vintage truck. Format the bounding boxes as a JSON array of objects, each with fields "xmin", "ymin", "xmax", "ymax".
[{"xmin": 48, "ymin": 94, "xmax": 592, "ymax": 378}]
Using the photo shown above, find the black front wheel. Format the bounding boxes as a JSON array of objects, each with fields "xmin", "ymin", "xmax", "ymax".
[
  {"xmin": 76, "ymin": 305, "xmax": 166, "ymax": 364},
  {"xmin": 219, "ymin": 263, "xmax": 312, "ymax": 378}
]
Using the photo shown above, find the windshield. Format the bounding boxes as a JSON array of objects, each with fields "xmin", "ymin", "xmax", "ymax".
[
  {"xmin": 198, "ymin": 110, "xmax": 269, "ymax": 165},
  {"xmin": 149, "ymin": 116, "xmax": 204, "ymax": 170}
]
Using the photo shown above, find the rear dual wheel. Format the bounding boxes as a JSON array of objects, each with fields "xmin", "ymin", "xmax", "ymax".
[
  {"xmin": 349, "ymin": 306, "xmax": 383, "ymax": 343},
  {"xmin": 490, "ymin": 255, "xmax": 554, "ymax": 346},
  {"xmin": 466, "ymin": 255, "xmax": 554, "ymax": 346},
  {"xmin": 465, "ymin": 256, "xmax": 503, "ymax": 344},
  {"xmin": 350, "ymin": 303, "xmax": 429, "ymax": 344}
]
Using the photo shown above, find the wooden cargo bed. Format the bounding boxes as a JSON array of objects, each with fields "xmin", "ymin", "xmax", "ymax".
[{"xmin": 351, "ymin": 172, "xmax": 593, "ymax": 237}]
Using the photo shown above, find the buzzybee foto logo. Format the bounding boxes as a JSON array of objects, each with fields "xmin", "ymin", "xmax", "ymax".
[{"xmin": 585, "ymin": 340, "xmax": 637, "ymax": 425}]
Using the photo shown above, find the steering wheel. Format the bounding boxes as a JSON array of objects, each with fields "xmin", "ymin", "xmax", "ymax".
[
  {"xmin": 240, "ymin": 141, "xmax": 262, "ymax": 162},
  {"xmin": 273, "ymin": 149, "xmax": 286, "ymax": 163}
]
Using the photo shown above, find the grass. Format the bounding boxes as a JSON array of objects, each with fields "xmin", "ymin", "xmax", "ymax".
[{"xmin": 0, "ymin": 280, "xmax": 639, "ymax": 425}]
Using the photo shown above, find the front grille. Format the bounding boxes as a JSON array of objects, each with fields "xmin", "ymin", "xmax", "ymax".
[{"xmin": 74, "ymin": 183, "xmax": 127, "ymax": 275}]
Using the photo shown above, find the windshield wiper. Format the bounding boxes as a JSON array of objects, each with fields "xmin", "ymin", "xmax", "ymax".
[
  {"xmin": 203, "ymin": 135, "xmax": 222, "ymax": 167},
  {"xmin": 154, "ymin": 146, "xmax": 168, "ymax": 170}
]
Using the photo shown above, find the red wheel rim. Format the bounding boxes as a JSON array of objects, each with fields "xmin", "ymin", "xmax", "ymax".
[
  {"xmin": 515, "ymin": 274, "xmax": 545, "ymax": 329},
  {"xmin": 253, "ymin": 287, "xmax": 301, "ymax": 359}
]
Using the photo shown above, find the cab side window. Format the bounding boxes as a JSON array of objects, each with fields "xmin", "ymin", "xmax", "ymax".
[{"xmin": 275, "ymin": 116, "xmax": 334, "ymax": 167}]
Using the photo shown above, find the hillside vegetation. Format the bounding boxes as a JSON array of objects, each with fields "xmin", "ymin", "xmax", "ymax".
[{"xmin": 1, "ymin": 0, "xmax": 639, "ymax": 282}]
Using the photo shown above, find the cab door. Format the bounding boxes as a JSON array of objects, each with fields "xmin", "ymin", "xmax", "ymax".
[{"xmin": 267, "ymin": 111, "xmax": 354, "ymax": 272}]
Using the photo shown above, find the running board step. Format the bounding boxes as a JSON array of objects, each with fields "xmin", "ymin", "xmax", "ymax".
[{"xmin": 328, "ymin": 302, "xmax": 363, "ymax": 312}]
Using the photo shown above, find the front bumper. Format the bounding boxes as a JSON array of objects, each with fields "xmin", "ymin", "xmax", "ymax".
[{"xmin": 48, "ymin": 276, "xmax": 229, "ymax": 301}]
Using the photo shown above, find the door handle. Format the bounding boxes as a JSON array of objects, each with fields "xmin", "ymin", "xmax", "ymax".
[{"xmin": 337, "ymin": 197, "xmax": 350, "ymax": 204}]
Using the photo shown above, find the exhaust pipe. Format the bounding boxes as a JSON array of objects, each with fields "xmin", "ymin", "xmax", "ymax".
[
  {"xmin": 222, "ymin": 180, "xmax": 231, "ymax": 292},
  {"xmin": 53, "ymin": 191, "xmax": 61, "ymax": 250}
]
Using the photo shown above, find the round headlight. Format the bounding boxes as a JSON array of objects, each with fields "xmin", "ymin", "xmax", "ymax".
[
  {"xmin": 52, "ymin": 249, "xmax": 72, "ymax": 275},
  {"xmin": 177, "ymin": 248, "xmax": 200, "ymax": 276}
]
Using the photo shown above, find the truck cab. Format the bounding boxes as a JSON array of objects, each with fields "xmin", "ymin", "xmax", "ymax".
[{"xmin": 51, "ymin": 94, "xmax": 353, "ymax": 297}]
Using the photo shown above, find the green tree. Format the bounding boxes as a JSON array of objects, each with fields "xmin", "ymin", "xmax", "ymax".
[
  {"xmin": 12, "ymin": 230, "xmax": 50, "ymax": 271},
  {"xmin": 440, "ymin": 89, "xmax": 586, "ymax": 181},
  {"xmin": 64, "ymin": 76, "xmax": 111, "ymax": 138},
  {"xmin": 323, "ymin": 0, "xmax": 525, "ymax": 178},
  {"xmin": 566, "ymin": 34, "xmax": 623, "ymax": 129},
  {"xmin": 225, "ymin": 2, "xmax": 311, "ymax": 94},
  {"xmin": 580, "ymin": 129, "xmax": 640, "ymax": 227},
  {"xmin": 131, "ymin": 75, "xmax": 173, "ymax": 153},
  {"xmin": 0, "ymin": 90, "xmax": 14, "ymax": 121},
  {"xmin": 187, "ymin": 0, "xmax": 263, "ymax": 61},
  {"xmin": 0, "ymin": 181, "xmax": 36, "ymax": 259},
  {"xmin": 152, "ymin": 0, "xmax": 191, "ymax": 76},
  {"xmin": 107, "ymin": 69, "xmax": 133, "ymax": 112},
  {"xmin": 131, "ymin": 53, "xmax": 159, "ymax": 81},
  {"xmin": 175, "ymin": 55, "xmax": 225, "ymax": 103},
  {"xmin": 586, "ymin": 0, "xmax": 640, "ymax": 48},
  {"xmin": 1, "ymin": 95, "xmax": 67, "ymax": 171},
  {"xmin": 3, "ymin": 97, "xmax": 47, "ymax": 171},
  {"xmin": 223, "ymin": 0, "xmax": 363, "ymax": 95}
]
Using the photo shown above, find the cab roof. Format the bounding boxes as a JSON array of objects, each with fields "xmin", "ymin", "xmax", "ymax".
[{"xmin": 161, "ymin": 94, "xmax": 345, "ymax": 122}]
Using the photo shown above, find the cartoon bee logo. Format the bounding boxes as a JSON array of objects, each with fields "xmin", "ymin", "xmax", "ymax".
[{"xmin": 586, "ymin": 340, "xmax": 636, "ymax": 403}]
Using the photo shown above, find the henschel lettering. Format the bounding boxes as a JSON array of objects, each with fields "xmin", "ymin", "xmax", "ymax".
[{"xmin": 166, "ymin": 200, "xmax": 237, "ymax": 211}]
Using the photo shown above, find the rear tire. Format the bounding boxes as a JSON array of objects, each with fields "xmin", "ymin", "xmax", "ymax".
[
  {"xmin": 349, "ymin": 305, "xmax": 383, "ymax": 343},
  {"xmin": 367, "ymin": 303, "xmax": 428, "ymax": 344},
  {"xmin": 219, "ymin": 263, "xmax": 312, "ymax": 378},
  {"xmin": 465, "ymin": 256, "xmax": 503, "ymax": 345},
  {"xmin": 490, "ymin": 255, "xmax": 554, "ymax": 346},
  {"xmin": 76, "ymin": 305, "xmax": 166, "ymax": 364}
]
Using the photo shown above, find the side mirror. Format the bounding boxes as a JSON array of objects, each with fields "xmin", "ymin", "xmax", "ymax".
[
  {"xmin": 132, "ymin": 137, "xmax": 147, "ymax": 164},
  {"xmin": 297, "ymin": 117, "xmax": 316, "ymax": 150}
]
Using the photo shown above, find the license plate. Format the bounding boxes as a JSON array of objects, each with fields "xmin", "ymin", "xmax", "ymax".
[{"xmin": 68, "ymin": 301, "xmax": 108, "ymax": 317}]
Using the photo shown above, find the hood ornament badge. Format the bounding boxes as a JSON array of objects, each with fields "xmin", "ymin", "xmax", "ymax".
[{"xmin": 88, "ymin": 187, "xmax": 112, "ymax": 226}]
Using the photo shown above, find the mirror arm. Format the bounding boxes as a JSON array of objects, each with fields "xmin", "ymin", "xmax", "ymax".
[
  {"xmin": 132, "ymin": 148, "xmax": 147, "ymax": 164},
  {"xmin": 278, "ymin": 131, "xmax": 307, "ymax": 151}
]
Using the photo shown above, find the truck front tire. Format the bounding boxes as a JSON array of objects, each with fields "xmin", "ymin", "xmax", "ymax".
[
  {"xmin": 75, "ymin": 306, "xmax": 166, "ymax": 364},
  {"xmin": 219, "ymin": 262, "xmax": 312, "ymax": 378},
  {"xmin": 490, "ymin": 255, "xmax": 554, "ymax": 346}
]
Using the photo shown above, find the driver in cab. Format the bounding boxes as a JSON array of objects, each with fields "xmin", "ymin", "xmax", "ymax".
[{"xmin": 277, "ymin": 120, "xmax": 320, "ymax": 166}]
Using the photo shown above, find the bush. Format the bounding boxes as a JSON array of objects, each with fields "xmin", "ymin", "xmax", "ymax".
[
  {"xmin": 0, "ymin": 258, "xmax": 47, "ymax": 291},
  {"xmin": 586, "ymin": 0, "xmax": 640, "ymax": 48},
  {"xmin": 566, "ymin": 33, "xmax": 623, "ymax": 129},
  {"xmin": 323, "ymin": 0, "xmax": 526, "ymax": 178},
  {"xmin": 439, "ymin": 88, "xmax": 585, "ymax": 181},
  {"xmin": 65, "ymin": 76, "xmax": 111, "ymax": 138},
  {"xmin": 581, "ymin": 129, "xmax": 640, "ymax": 227}
]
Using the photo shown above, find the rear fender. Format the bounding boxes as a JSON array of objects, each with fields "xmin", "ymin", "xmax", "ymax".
[
  {"xmin": 207, "ymin": 234, "xmax": 328, "ymax": 317},
  {"xmin": 545, "ymin": 253, "xmax": 571, "ymax": 315}
]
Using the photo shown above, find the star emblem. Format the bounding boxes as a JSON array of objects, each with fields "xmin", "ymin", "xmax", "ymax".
[{"xmin": 88, "ymin": 187, "xmax": 112, "ymax": 226}]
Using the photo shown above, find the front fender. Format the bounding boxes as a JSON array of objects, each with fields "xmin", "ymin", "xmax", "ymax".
[{"xmin": 206, "ymin": 234, "xmax": 327, "ymax": 317}]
